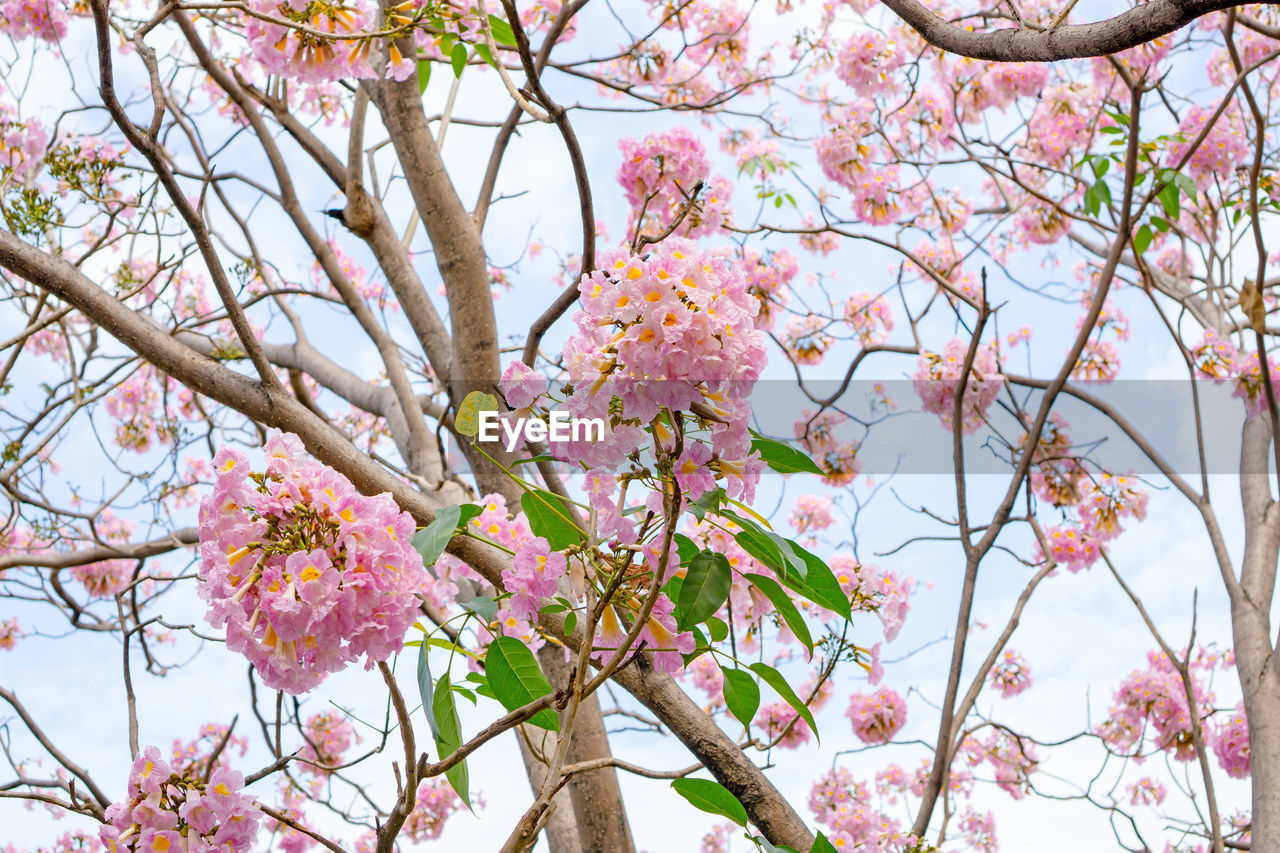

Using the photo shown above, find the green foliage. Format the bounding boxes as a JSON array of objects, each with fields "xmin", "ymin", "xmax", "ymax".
[
  {"xmin": 670, "ymin": 778, "xmax": 748, "ymax": 826},
  {"xmin": 750, "ymin": 661, "xmax": 818, "ymax": 741},
  {"xmin": 721, "ymin": 667, "xmax": 760, "ymax": 730},
  {"xmin": 412, "ymin": 503, "xmax": 480, "ymax": 568},
  {"xmin": 750, "ymin": 434, "xmax": 825, "ymax": 475},
  {"xmin": 676, "ymin": 550, "xmax": 732, "ymax": 630},
  {"xmin": 485, "ymin": 636, "xmax": 559, "ymax": 730},
  {"xmin": 520, "ymin": 489, "xmax": 583, "ymax": 550}
]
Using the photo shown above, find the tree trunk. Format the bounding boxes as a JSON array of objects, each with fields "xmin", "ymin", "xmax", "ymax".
[{"xmin": 1234, "ymin": 414, "xmax": 1280, "ymax": 851}]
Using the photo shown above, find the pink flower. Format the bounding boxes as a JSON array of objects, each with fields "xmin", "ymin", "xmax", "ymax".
[
  {"xmin": 104, "ymin": 745, "xmax": 259, "ymax": 853},
  {"xmin": 789, "ymin": 495, "xmax": 835, "ymax": 534},
  {"xmin": 1211, "ymin": 703, "xmax": 1250, "ymax": 779},
  {"xmin": 197, "ymin": 431, "xmax": 426, "ymax": 694},
  {"xmin": 913, "ymin": 337, "xmax": 1002, "ymax": 433},
  {"xmin": 755, "ymin": 700, "xmax": 812, "ymax": 748},
  {"xmin": 989, "ymin": 649, "xmax": 1033, "ymax": 698},
  {"xmin": 1, "ymin": 0, "xmax": 69, "ymax": 42},
  {"xmin": 1127, "ymin": 776, "xmax": 1168, "ymax": 806},
  {"xmin": 616, "ymin": 128, "xmax": 731, "ymax": 239},
  {"xmin": 846, "ymin": 686, "xmax": 907, "ymax": 744},
  {"xmin": 403, "ymin": 778, "xmax": 465, "ymax": 842},
  {"xmin": 500, "ymin": 360, "xmax": 549, "ymax": 409},
  {"xmin": 0, "ymin": 617, "xmax": 21, "ymax": 650}
]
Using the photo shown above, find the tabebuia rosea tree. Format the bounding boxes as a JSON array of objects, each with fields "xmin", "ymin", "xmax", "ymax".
[{"xmin": 2, "ymin": 0, "xmax": 1280, "ymax": 850}]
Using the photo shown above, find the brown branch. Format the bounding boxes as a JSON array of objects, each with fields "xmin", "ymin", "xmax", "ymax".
[{"xmin": 880, "ymin": 0, "xmax": 1252, "ymax": 61}]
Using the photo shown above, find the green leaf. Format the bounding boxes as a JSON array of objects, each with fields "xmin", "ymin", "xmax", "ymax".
[
  {"xmin": 721, "ymin": 667, "xmax": 759, "ymax": 730},
  {"xmin": 563, "ymin": 611, "xmax": 577, "ymax": 636},
  {"xmin": 1134, "ymin": 224, "xmax": 1152, "ymax": 255},
  {"xmin": 675, "ymin": 533, "xmax": 701, "ymax": 566},
  {"xmin": 488, "ymin": 13, "xmax": 517, "ymax": 47},
  {"xmin": 520, "ymin": 489, "xmax": 583, "ymax": 550},
  {"xmin": 1091, "ymin": 156, "xmax": 1110, "ymax": 179},
  {"xmin": 780, "ymin": 547, "xmax": 851, "ymax": 620},
  {"xmin": 810, "ymin": 833, "xmax": 839, "ymax": 853},
  {"xmin": 450, "ymin": 42, "xmax": 468, "ymax": 77},
  {"xmin": 413, "ymin": 504, "xmax": 462, "ymax": 568},
  {"xmin": 670, "ymin": 778, "xmax": 748, "ymax": 826},
  {"xmin": 1159, "ymin": 182, "xmax": 1180, "ymax": 219},
  {"xmin": 486, "ymin": 637, "xmax": 559, "ymax": 731},
  {"xmin": 417, "ymin": 640, "xmax": 438, "ymax": 740},
  {"xmin": 722, "ymin": 510, "xmax": 807, "ymax": 581},
  {"xmin": 750, "ymin": 436, "xmax": 824, "ymax": 475},
  {"xmin": 1093, "ymin": 179, "xmax": 1112, "ymax": 208},
  {"xmin": 473, "ymin": 42, "xmax": 495, "ymax": 68},
  {"xmin": 706, "ymin": 615, "xmax": 729, "ymax": 643},
  {"xmin": 746, "ymin": 573, "xmax": 813, "ymax": 653},
  {"xmin": 1083, "ymin": 184, "xmax": 1098, "ymax": 216},
  {"xmin": 687, "ymin": 487, "xmax": 725, "ymax": 521},
  {"xmin": 461, "ymin": 595, "xmax": 497, "ymax": 623},
  {"xmin": 1152, "ymin": 215, "xmax": 1170, "ymax": 233},
  {"xmin": 1173, "ymin": 171, "xmax": 1198, "ymax": 200},
  {"xmin": 749, "ymin": 661, "xmax": 818, "ymax": 742},
  {"xmin": 416, "ymin": 59, "xmax": 431, "ymax": 95},
  {"xmin": 677, "ymin": 550, "xmax": 732, "ymax": 631},
  {"xmin": 432, "ymin": 674, "xmax": 471, "ymax": 808}
]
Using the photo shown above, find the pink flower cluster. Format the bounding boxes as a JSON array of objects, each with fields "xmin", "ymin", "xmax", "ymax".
[
  {"xmin": 789, "ymin": 495, "xmax": 835, "ymax": 534},
  {"xmin": 807, "ymin": 767, "xmax": 909, "ymax": 851},
  {"xmin": 793, "ymin": 409, "xmax": 860, "ymax": 487},
  {"xmin": 835, "ymin": 30, "xmax": 905, "ymax": 96},
  {"xmin": 960, "ymin": 730, "xmax": 1039, "ymax": 799},
  {"xmin": 68, "ymin": 511, "xmax": 136, "ymax": 599},
  {"xmin": 104, "ymin": 365, "xmax": 201, "ymax": 454},
  {"xmin": 755, "ymin": 699, "xmax": 813, "ymax": 749},
  {"xmin": 0, "ymin": 617, "xmax": 19, "ymax": 650},
  {"xmin": 815, "ymin": 102, "xmax": 911, "ymax": 224},
  {"xmin": 549, "ymin": 240, "xmax": 766, "ymax": 501},
  {"xmin": 1097, "ymin": 650, "xmax": 1212, "ymax": 761},
  {"xmin": 1126, "ymin": 776, "xmax": 1167, "ymax": 806},
  {"xmin": 958, "ymin": 809, "xmax": 997, "ymax": 853},
  {"xmin": 742, "ymin": 247, "xmax": 798, "ymax": 331},
  {"xmin": 1210, "ymin": 703, "xmax": 1250, "ymax": 779},
  {"xmin": 617, "ymin": 128, "xmax": 732, "ymax": 239},
  {"xmin": 988, "ymin": 649, "xmax": 1032, "ymax": 698},
  {"xmin": 843, "ymin": 292, "xmax": 894, "ymax": 345},
  {"xmin": 197, "ymin": 431, "xmax": 426, "ymax": 694},
  {"xmin": 402, "ymin": 778, "xmax": 463, "ymax": 842},
  {"xmin": 1168, "ymin": 105, "xmax": 1250, "ymax": 187},
  {"xmin": 242, "ymin": 0, "xmax": 416, "ymax": 84},
  {"xmin": 948, "ymin": 60, "xmax": 1047, "ymax": 121},
  {"xmin": 298, "ymin": 710, "xmax": 354, "ymax": 776},
  {"xmin": 846, "ymin": 686, "xmax": 907, "ymax": 744},
  {"xmin": 1040, "ymin": 525, "xmax": 1101, "ymax": 573},
  {"xmin": 1025, "ymin": 84, "xmax": 1098, "ymax": 165},
  {"xmin": 783, "ymin": 314, "xmax": 833, "ymax": 365},
  {"xmin": 100, "ymin": 745, "xmax": 260, "ymax": 853},
  {"xmin": 1191, "ymin": 329, "xmax": 1280, "ymax": 416},
  {"xmin": 313, "ymin": 238, "xmax": 390, "ymax": 309},
  {"xmin": 828, "ymin": 556, "xmax": 912, "ymax": 642},
  {"xmin": 1, "ymin": 0, "xmax": 69, "ymax": 43},
  {"xmin": 913, "ymin": 337, "xmax": 1002, "ymax": 433},
  {"xmin": 1013, "ymin": 197, "xmax": 1070, "ymax": 246},
  {"xmin": 0, "ymin": 103, "xmax": 48, "ymax": 182}
]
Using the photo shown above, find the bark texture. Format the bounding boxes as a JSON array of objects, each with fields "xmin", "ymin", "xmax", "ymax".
[{"xmin": 880, "ymin": 0, "xmax": 1248, "ymax": 60}]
